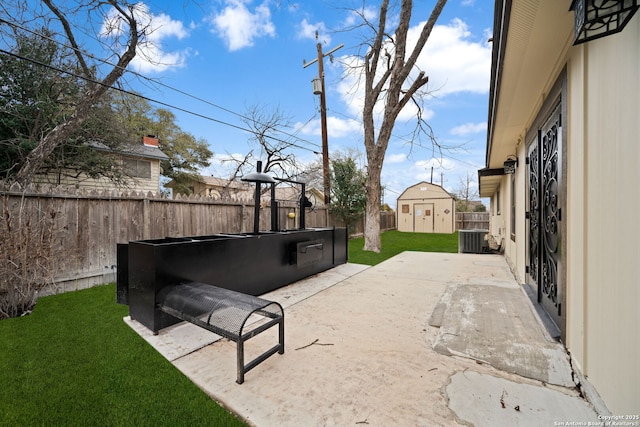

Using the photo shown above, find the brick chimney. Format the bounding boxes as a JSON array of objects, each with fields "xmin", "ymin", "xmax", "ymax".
[{"xmin": 143, "ymin": 135, "xmax": 159, "ymax": 147}]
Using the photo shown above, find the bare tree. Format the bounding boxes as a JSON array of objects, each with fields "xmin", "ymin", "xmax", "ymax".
[
  {"xmin": 351, "ymin": 0, "xmax": 448, "ymax": 252},
  {"xmin": 209, "ymin": 104, "xmax": 308, "ymax": 200},
  {"xmin": 242, "ymin": 104, "xmax": 301, "ymax": 177},
  {"xmin": 219, "ymin": 104, "xmax": 306, "ymax": 183},
  {"xmin": 9, "ymin": 0, "xmax": 143, "ymax": 185},
  {"xmin": 292, "ymin": 159, "xmax": 324, "ymax": 191},
  {"xmin": 454, "ymin": 172, "xmax": 479, "ymax": 212}
]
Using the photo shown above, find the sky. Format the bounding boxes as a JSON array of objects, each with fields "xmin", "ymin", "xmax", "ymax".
[{"xmin": 107, "ymin": 0, "xmax": 494, "ymax": 206}]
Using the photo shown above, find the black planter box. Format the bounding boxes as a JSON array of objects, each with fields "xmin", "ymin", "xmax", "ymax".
[{"xmin": 117, "ymin": 228, "xmax": 347, "ymax": 333}]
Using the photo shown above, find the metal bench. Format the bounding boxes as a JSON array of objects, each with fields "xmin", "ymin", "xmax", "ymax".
[{"xmin": 157, "ymin": 281, "xmax": 284, "ymax": 384}]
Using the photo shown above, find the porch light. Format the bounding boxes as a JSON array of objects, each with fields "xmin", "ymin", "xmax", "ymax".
[
  {"xmin": 504, "ymin": 157, "xmax": 518, "ymax": 174},
  {"xmin": 311, "ymin": 77, "xmax": 322, "ymax": 95},
  {"xmin": 570, "ymin": 0, "xmax": 639, "ymax": 45}
]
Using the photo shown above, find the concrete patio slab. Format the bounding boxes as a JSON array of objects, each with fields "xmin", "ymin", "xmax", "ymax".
[
  {"xmin": 446, "ymin": 370, "xmax": 598, "ymax": 426},
  {"xmin": 432, "ymin": 284, "xmax": 574, "ymax": 387},
  {"xmin": 126, "ymin": 251, "xmax": 599, "ymax": 426}
]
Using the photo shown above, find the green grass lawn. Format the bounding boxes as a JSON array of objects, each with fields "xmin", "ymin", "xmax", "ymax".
[
  {"xmin": 0, "ymin": 230, "xmax": 457, "ymax": 426},
  {"xmin": 0, "ymin": 284, "xmax": 246, "ymax": 427},
  {"xmin": 348, "ymin": 230, "xmax": 459, "ymax": 265}
]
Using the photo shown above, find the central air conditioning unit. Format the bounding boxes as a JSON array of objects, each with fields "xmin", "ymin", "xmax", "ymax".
[{"xmin": 458, "ymin": 229, "xmax": 489, "ymax": 254}]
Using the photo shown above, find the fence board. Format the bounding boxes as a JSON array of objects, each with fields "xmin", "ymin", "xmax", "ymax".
[
  {"xmin": 455, "ymin": 212, "xmax": 490, "ymax": 231},
  {"xmin": 1, "ymin": 185, "xmax": 397, "ymax": 292}
]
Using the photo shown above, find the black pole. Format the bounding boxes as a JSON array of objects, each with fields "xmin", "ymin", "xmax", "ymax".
[
  {"xmin": 270, "ymin": 183, "xmax": 278, "ymax": 231},
  {"xmin": 299, "ymin": 183, "xmax": 306, "ymax": 230},
  {"xmin": 253, "ymin": 162, "xmax": 262, "ymax": 234}
]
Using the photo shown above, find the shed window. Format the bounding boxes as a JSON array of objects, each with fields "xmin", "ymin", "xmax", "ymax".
[{"xmin": 402, "ymin": 204, "xmax": 410, "ymax": 213}]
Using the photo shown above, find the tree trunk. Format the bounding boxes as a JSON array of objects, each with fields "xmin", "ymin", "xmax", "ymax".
[
  {"xmin": 364, "ymin": 166, "xmax": 382, "ymax": 252},
  {"xmin": 14, "ymin": 98, "xmax": 94, "ymax": 185},
  {"xmin": 359, "ymin": 0, "xmax": 447, "ymax": 253}
]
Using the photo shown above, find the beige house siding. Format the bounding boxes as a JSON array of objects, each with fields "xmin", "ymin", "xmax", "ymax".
[
  {"xmin": 493, "ymin": 164, "xmax": 528, "ymax": 283},
  {"xmin": 31, "ymin": 136, "xmax": 167, "ymax": 194},
  {"xmin": 34, "ymin": 157, "xmax": 164, "ymax": 194},
  {"xmin": 396, "ymin": 182, "xmax": 455, "ymax": 234},
  {"xmin": 482, "ymin": 0, "xmax": 639, "ymax": 414},
  {"xmin": 569, "ymin": 22, "xmax": 639, "ymax": 414}
]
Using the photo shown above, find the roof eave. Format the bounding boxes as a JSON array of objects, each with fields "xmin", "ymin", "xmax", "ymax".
[{"xmin": 485, "ymin": 0, "xmax": 513, "ymax": 169}]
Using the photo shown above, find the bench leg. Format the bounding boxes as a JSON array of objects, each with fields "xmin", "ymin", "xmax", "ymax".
[
  {"xmin": 236, "ymin": 315, "xmax": 284, "ymax": 384},
  {"xmin": 278, "ymin": 317, "xmax": 285, "ymax": 354},
  {"xmin": 237, "ymin": 339, "xmax": 245, "ymax": 384}
]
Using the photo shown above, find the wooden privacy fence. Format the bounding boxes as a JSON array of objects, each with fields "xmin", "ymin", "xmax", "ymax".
[
  {"xmin": 0, "ymin": 183, "xmax": 395, "ymax": 293},
  {"xmin": 333, "ymin": 210, "xmax": 396, "ymax": 237},
  {"xmin": 455, "ymin": 212, "xmax": 490, "ymax": 231}
]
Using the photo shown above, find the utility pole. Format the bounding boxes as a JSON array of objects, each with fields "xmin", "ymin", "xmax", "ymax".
[{"xmin": 304, "ymin": 32, "xmax": 343, "ymax": 206}]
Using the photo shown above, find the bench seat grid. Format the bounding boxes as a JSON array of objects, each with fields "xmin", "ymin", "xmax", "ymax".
[{"xmin": 157, "ymin": 281, "xmax": 284, "ymax": 383}]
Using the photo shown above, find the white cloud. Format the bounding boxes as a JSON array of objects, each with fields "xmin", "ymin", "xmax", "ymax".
[
  {"xmin": 415, "ymin": 18, "xmax": 492, "ymax": 95},
  {"xmin": 296, "ymin": 116, "xmax": 362, "ymax": 139},
  {"xmin": 336, "ymin": 18, "xmax": 491, "ymax": 120},
  {"xmin": 342, "ymin": 7, "xmax": 378, "ymax": 28},
  {"xmin": 199, "ymin": 153, "xmax": 248, "ymax": 177},
  {"xmin": 450, "ymin": 122, "xmax": 487, "ymax": 136},
  {"xmin": 209, "ymin": 0, "xmax": 275, "ymax": 51},
  {"xmin": 101, "ymin": 3, "xmax": 190, "ymax": 73},
  {"xmin": 297, "ymin": 19, "xmax": 331, "ymax": 44},
  {"xmin": 386, "ymin": 153, "xmax": 407, "ymax": 164},
  {"xmin": 414, "ymin": 157, "xmax": 457, "ymax": 172}
]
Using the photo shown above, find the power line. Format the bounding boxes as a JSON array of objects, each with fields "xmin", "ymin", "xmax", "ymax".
[
  {"xmin": 0, "ymin": 17, "xmax": 322, "ymax": 151},
  {"xmin": 0, "ymin": 47, "xmax": 322, "ymax": 155},
  {"xmin": 1, "ymin": 18, "xmax": 485, "ymax": 169}
]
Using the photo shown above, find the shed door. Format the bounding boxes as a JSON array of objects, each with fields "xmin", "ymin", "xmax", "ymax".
[
  {"xmin": 527, "ymin": 102, "xmax": 564, "ymax": 333},
  {"xmin": 414, "ymin": 203, "xmax": 434, "ymax": 233}
]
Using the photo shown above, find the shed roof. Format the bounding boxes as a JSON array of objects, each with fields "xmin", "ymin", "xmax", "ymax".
[{"xmin": 397, "ymin": 181, "xmax": 454, "ymax": 200}]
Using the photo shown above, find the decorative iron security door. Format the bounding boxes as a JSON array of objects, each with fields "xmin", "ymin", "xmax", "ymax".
[{"xmin": 527, "ymin": 103, "xmax": 563, "ymax": 331}]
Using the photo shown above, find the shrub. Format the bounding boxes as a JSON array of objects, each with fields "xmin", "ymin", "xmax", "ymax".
[{"xmin": 0, "ymin": 191, "xmax": 55, "ymax": 319}]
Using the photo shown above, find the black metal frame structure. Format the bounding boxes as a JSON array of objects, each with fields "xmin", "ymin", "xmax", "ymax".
[
  {"xmin": 157, "ymin": 282, "xmax": 284, "ymax": 384},
  {"xmin": 117, "ymin": 166, "xmax": 348, "ymax": 383},
  {"xmin": 118, "ymin": 227, "xmax": 347, "ymax": 334}
]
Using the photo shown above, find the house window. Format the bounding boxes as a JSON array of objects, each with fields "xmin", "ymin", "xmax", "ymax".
[
  {"xmin": 123, "ymin": 159, "xmax": 151, "ymax": 179},
  {"xmin": 496, "ymin": 188, "xmax": 501, "ymax": 215},
  {"xmin": 510, "ymin": 174, "xmax": 516, "ymax": 241}
]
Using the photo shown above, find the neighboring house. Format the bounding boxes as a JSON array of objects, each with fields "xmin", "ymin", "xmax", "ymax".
[
  {"xmin": 479, "ymin": 0, "xmax": 638, "ymax": 414},
  {"xmin": 396, "ymin": 182, "xmax": 455, "ymax": 233},
  {"xmin": 33, "ymin": 135, "xmax": 168, "ymax": 193},
  {"xmin": 167, "ymin": 174, "xmax": 325, "ymax": 207},
  {"xmin": 166, "ymin": 176, "xmax": 250, "ymax": 199}
]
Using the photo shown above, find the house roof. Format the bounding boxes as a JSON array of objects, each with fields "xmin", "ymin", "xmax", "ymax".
[
  {"xmin": 165, "ymin": 174, "xmax": 326, "ymax": 205},
  {"xmin": 89, "ymin": 140, "xmax": 169, "ymax": 161},
  {"xmin": 481, "ymin": 0, "xmax": 573, "ymax": 196},
  {"xmin": 196, "ymin": 176, "xmax": 250, "ymax": 190}
]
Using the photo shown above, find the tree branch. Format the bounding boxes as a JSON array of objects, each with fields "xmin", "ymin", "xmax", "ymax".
[
  {"xmin": 41, "ymin": 0, "xmax": 92, "ymax": 78},
  {"xmin": 13, "ymin": 1, "xmax": 140, "ymax": 185}
]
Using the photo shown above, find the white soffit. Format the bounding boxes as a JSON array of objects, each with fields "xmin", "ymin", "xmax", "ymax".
[{"xmin": 489, "ymin": 0, "xmax": 573, "ymax": 169}]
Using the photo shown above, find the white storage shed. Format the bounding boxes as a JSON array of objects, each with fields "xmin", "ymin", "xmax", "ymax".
[{"xmin": 396, "ymin": 182, "xmax": 455, "ymax": 233}]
